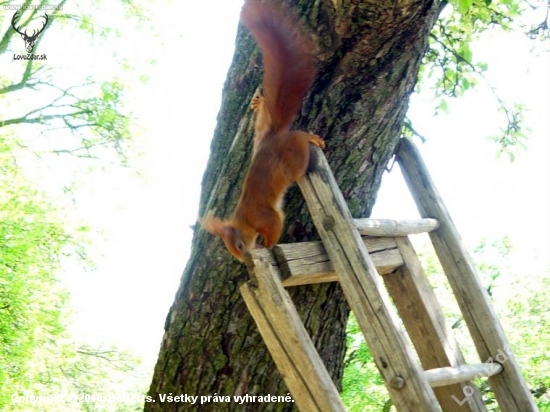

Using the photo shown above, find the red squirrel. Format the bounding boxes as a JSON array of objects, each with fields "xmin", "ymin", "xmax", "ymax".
[{"xmin": 201, "ymin": 0, "xmax": 324, "ymax": 261}]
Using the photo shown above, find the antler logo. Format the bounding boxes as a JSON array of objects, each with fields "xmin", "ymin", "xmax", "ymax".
[{"xmin": 12, "ymin": 11, "xmax": 49, "ymax": 54}]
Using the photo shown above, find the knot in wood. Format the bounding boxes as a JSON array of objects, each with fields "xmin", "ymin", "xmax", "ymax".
[
  {"xmin": 389, "ymin": 376, "xmax": 405, "ymax": 390},
  {"xmin": 322, "ymin": 215, "xmax": 335, "ymax": 231}
]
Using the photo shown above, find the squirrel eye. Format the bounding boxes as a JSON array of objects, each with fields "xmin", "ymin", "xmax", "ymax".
[{"xmin": 237, "ymin": 241, "xmax": 245, "ymax": 251}]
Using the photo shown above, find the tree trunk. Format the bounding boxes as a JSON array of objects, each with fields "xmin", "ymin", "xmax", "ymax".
[{"xmin": 146, "ymin": 1, "xmax": 442, "ymax": 411}]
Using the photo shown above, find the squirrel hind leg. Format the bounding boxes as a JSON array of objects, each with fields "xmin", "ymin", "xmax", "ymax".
[
  {"xmin": 292, "ymin": 130, "xmax": 325, "ymax": 149},
  {"xmin": 308, "ymin": 133, "xmax": 325, "ymax": 149}
]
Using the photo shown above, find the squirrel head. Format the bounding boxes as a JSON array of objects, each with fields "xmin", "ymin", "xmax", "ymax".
[{"xmin": 200, "ymin": 217, "xmax": 258, "ymax": 262}]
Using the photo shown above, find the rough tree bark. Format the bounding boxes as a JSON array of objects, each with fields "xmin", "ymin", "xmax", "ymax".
[{"xmin": 146, "ymin": 1, "xmax": 442, "ymax": 411}]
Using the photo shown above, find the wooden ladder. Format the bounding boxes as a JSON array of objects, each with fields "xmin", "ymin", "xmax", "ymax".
[{"xmin": 240, "ymin": 138, "xmax": 537, "ymax": 411}]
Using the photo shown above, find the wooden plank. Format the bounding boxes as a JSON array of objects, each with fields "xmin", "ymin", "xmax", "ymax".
[
  {"xmin": 354, "ymin": 218, "xmax": 439, "ymax": 236},
  {"xmin": 397, "ymin": 138, "xmax": 537, "ymax": 412},
  {"xmin": 273, "ymin": 236, "xmax": 403, "ymax": 286},
  {"xmin": 298, "ymin": 147, "xmax": 441, "ymax": 412},
  {"xmin": 426, "ymin": 363, "xmax": 503, "ymax": 388},
  {"xmin": 252, "ymin": 236, "xmax": 402, "ymax": 286},
  {"xmin": 240, "ymin": 249, "xmax": 346, "ymax": 412},
  {"xmin": 384, "ymin": 237, "xmax": 486, "ymax": 411}
]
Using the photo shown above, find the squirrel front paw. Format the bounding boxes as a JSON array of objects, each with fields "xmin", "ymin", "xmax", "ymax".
[{"xmin": 250, "ymin": 88, "xmax": 263, "ymax": 111}]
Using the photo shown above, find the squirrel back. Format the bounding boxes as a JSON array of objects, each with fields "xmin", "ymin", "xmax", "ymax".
[{"xmin": 201, "ymin": 0, "xmax": 323, "ymax": 261}]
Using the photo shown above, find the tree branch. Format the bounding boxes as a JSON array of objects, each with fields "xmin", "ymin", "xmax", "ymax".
[
  {"xmin": 428, "ymin": 31, "xmax": 514, "ymax": 125},
  {"xmin": 0, "ymin": 0, "xmax": 33, "ymax": 54},
  {"xmin": 0, "ymin": 0, "xmax": 69, "ymax": 94}
]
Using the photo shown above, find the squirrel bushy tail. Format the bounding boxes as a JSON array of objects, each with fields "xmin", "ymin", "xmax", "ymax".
[{"xmin": 240, "ymin": 0, "xmax": 316, "ymax": 133}]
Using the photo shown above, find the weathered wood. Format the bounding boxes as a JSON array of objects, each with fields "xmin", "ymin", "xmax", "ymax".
[
  {"xmin": 425, "ymin": 363, "xmax": 504, "ymax": 388},
  {"xmin": 298, "ymin": 147, "xmax": 441, "ymax": 411},
  {"xmin": 384, "ymin": 237, "xmax": 486, "ymax": 411},
  {"xmin": 354, "ymin": 218, "xmax": 439, "ymax": 236},
  {"xmin": 241, "ymin": 249, "xmax": 346, "ymax": 412},
  {"xmin": 272, "ymin": 236, "xmax": 403, "ymax": 286},
  {"xmin": 397, "ymin": 138, "xmax": 537, "ymax": 412}
]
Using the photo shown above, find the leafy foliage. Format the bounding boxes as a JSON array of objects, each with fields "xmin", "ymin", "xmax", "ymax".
[
  {"xmin": 0, "ymin": 136, "xmax": 71, "ymax": 404},
  {"xmin": 406, "ymin": 0, "xmax": 548, "ymax": 159},
  {"xmin": 13, "ymin": 342, "xmax": 146, "ymax": 412},
  {"xmin": 0, "ymin": 0, "xmax": 137, "ymax": 165},
  {"xmin": 341, "ymin": 313, "xmax": 391, "ymax": 411},
  {"xmin": 497, "ymin": 270, "xmax": 550, "ymax": 409},
  {"xmin": 0, "ymin": 135, "xmax": 145, "ymax": 411},
  {"xmin": 0, "ymin": 0, "xmax": 148, "ymax": 405}
]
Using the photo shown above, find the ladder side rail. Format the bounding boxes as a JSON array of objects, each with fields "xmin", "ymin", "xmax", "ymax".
[
  {"xmin": 386, "ymin": 237, "xmax": 486, "ymax": 411},
  {"xmin": 241, "ymin": 249, "xmax": 346, "ymax": 412},
  {"xmin": 396, "ymin": 138, "xmax": 537, "ymax": 412},
  {"xmin": 298, "ymin": 146, "xmax": 441, "ymax": 412}
]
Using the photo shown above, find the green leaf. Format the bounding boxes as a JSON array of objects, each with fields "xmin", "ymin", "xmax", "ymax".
[
  {"xmin": 477, "ymin": 62, "xmax": 488, "ymax": 72},
  {"xmin": 438, "ymin": 99, "xmax": 450, "ymax": 114},
  {"xmin": 457, "ymin": 0, "xmax": 472, "ymax": 14},
  {"xmin": 458, "ymin": 42, "xmax": 473, "ymax": 63}
]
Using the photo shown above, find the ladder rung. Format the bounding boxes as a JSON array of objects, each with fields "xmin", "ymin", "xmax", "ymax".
[
  {"xmin": 354, "ymin": 218, "xmax": 439, "ymax": 236},
  {"xmin": 273, "ymin": 237, "xmax": 403, "ymax": 287},
  {"xmin": 425, "ymin": 363, "xmax": 503, "ymax": 388}
]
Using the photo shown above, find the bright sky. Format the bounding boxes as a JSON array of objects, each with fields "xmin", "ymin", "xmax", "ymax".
[{"xmin": 3, "ymin": 0, "xmax": 549, "ymax": 376}]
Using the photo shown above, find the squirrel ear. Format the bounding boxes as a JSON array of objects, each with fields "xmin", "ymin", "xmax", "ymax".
[
  {"xmin": 200, "ymin": 217, "xmax": 233, "ymax": 239},
  {"xmin": 200, "ymin": 217, "xmax": 223, "ymax": 236}
]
